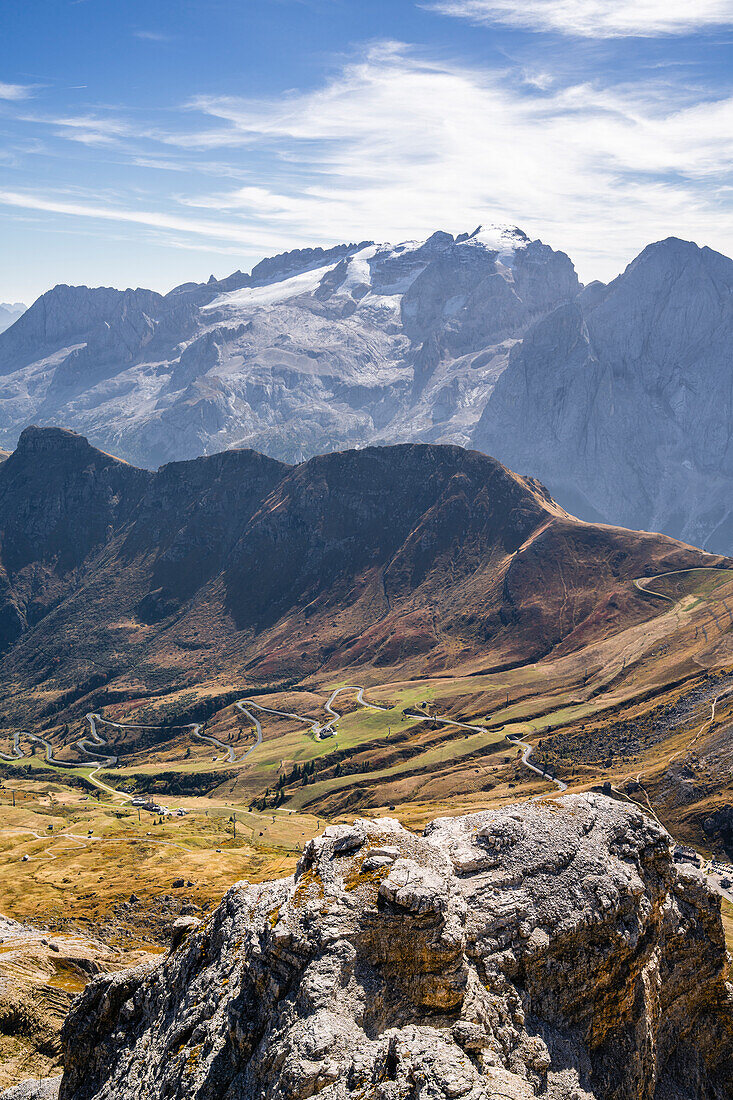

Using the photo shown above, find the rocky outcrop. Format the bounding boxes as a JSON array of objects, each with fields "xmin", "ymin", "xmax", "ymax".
[
  {"xmin": 0, "ymin": 1081, "xmax": 60, "ymax": 1099},
  {"xmin": 58, "ymin": 795, "xmax": 733, "ymax": 1099},
  {"xmin": 0, "ymin": 914, "xmax": 154, "ymax": 1100}
]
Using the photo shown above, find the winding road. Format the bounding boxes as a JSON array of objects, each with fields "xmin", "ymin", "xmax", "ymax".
[
  {"xmin": 0, "ymin": 731, "xmax": 23, "ymax": 761},
  {"xmin": 3, "ymin": 565, "xmax": 729, "ymax": 799},
  {"xmin": 322, "ymin": 685, "xmax": 391, "ymax": 738},
  {"xmin": 242, "ymin": 686, "xmax": 391, "ymax": 742},
  {"xmin": 0, "ymin": 731, "xmax": 72, "ymax": 767},
  {"xmin": 624, "ymin": 696, "xmax": 720, "ymax": 831},
  {"xmin": 1, "ymin": 685, "xmax": 570, "ymax": 800},
  {"xmin": 505, "ymin": 732, "xmax": 568, "ymax": 793},
  {"xmin": 0, "ymin": 687, "xmax": 390, "ymax": 799},
  {"xmin": 633, "ymin": 566, "xmax": 733, "ymax": 602},
  {"xmin": 404, "ymin": 708, "xmax": 567, "ymax": 793},
  {"xmin": 0, "ymin": 705, "xmax": 267, "ymax": 801}
]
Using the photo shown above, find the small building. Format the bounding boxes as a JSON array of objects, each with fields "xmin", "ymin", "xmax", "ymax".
[{"xmin": 673, "ymin": 844, "xmax": 700, "ymax": 867}]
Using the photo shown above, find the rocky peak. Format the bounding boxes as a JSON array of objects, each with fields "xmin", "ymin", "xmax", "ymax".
[
  {"xmin": 249, "ymin": 241, "xmax": 374, "ymax": 286},
  {"xmin": 396, "ymin": 227, "xmax": 579, "ymax": 360},
  {"xmin": 473, "ymin": 234, "xmax": 733, "ymax": 546},
  {"xmin": 0, "ymin": 301, "xmax": 26, "ymax": 335},
  {"xmin": 0, "ymin": 427, "xmax": 150, "ymax": 578},
  {"xmin": 58, "ymin": 794, "xmax": 733, "ymax": 1099},
  {"xmin": 580, "ymin": 237, "xmax": 731, "ymax": 371},
  {"xmin": 1, "ymin": 284, "xmax": 161, "ymax": 344},
  {"xmin": 0, "ymin": 284, "xmax": 166, "ymax": 381},
  {"xmin": 624, "ymin": 235, "xmax": 731, "ymax": 279},
  {"xmin": 13, "ymin": 424, "xmax": 109, "ymax": 459}
]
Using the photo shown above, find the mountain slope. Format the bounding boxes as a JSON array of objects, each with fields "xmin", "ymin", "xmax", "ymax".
[
  {"xmin": 0, "ymin": 227, "xmax": 578, "ymax": 468},
  {"xmin": 3, "ymin": 228, "xmax": 733, "ymax": 551},
  {"xmin": 474, "ymin": 237, "xmax": 733, "ymax": 551},
  {"xmin": 0, "ymin": 429, "xmax": 723, "ymax": 724}
]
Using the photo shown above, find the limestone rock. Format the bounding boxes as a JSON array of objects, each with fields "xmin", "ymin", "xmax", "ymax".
[
  {"xmin": 0, "ymin": 1080, "xmax": 61, "ymax": 1100},
  {"xmin": 58, "ymin": 794, "xmax": 733, "ymax": 1099},
  {"xmin": 168, "ymin": 916, "xmax": 201, "ymax": 949}
]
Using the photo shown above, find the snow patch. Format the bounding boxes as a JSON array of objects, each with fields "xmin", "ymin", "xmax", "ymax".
[
  {"xmin": 460, "ymin": 225, "xmax": 530, "ymax": 266},
  {"xmin": 204, "ymin": 264, "xmax": 337, "ymax": 313},
  {"xmin": 338, "ymin": 245, "xmax": 379, "ymax": 295}
]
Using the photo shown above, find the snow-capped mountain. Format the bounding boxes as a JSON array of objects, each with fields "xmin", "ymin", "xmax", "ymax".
[
  {"xmin": 0, "ymin": 302, "xmax": 26, "ymax": 334},
  {"xmin": 0, "ymin": 226, "xmax": 577, "ymax": 467},
  {"xmin": 2, "ymin": 226, "xmax": 733, "ymax": 551}
]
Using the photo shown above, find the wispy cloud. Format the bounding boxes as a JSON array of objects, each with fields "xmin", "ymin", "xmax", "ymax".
[
  {"xmin": 174, "ymin": 44, "xmax": 733, "ymax": 276},
  {"xmin": 0, "ymin": 81, "xmax": 37, "ymax": 100},
  {"xmin": 133, "ymin": 30, "xmax": 172, "ymax": 42},
  {"xmin": 51, "ymin": 116, "xmax": 136, "ymax": 146},
  {"xmin": 426, "ymin": 0, "xmax": 733, "ymax": 38},
  {"xmin": 0, "ymin": 189, "xmax": 300, "ymax": 252},
  {"xmin": 1, "ymin": 42, "xmax": 731, "ymax": 281}
]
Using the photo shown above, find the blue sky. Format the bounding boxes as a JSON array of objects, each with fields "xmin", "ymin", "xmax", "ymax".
[{"xmin": 1, "ymin": 0, "xmax": 732, "ymax": 302}]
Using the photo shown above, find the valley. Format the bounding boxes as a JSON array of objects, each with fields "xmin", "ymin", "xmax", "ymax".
[
  {"xmin": 4, "ymin": 0, "xmax": 733, "ymax": 1088},
  {"xmin": 0, "ymin": 431, "xmax": 732, "ymax": 1096},
  {"xmin": 1, "ymin": 564, "xmax": 731, "ymax": 922}
]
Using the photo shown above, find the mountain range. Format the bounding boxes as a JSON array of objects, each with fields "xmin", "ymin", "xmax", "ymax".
[
  {"xmin": 0, "ymin": 426, "xmax": 723, "ymax": 724},
  {"xmin": 0, "ymin": 226, "xmax": 731, "ymax": 551},
  {"xmin": 0, "ymin": 303, "xmax": 26, "ymax": 335}
]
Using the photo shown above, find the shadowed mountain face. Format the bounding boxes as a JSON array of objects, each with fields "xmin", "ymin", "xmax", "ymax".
[
  {"xmin": 474, "ymin": 238, "xmax": 733, "ymax": 552},
  {"xmin": 0, "ymin": 428, "xmax": 724, "ymax": 722}
]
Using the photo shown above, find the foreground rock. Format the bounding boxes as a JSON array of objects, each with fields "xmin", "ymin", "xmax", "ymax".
[
  {"xmin": 59, "ymin": 794, "xmax": 733, "ymax": 1099},
  {"xmin": 0, "ymin": 1080, "xmax": 60, "ymax": 1099}
]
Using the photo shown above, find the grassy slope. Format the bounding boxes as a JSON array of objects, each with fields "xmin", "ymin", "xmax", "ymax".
[{"xmin": 0, "ymin": 568, "xmax": 731, "ymax": 945}]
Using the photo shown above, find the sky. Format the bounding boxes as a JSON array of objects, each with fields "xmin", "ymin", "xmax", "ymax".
[{"xmin": 1, "ymin": 0, "xmax": 732, "ymax": 303}]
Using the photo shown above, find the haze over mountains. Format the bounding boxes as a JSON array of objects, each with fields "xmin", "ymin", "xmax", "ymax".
[
  {"xmin": 0, "ymin": 303, "xmax": 26, "ymax": 335},
  {"xmin": 1, "ymin": 225, "xmax": 732, "ymax": 551}
]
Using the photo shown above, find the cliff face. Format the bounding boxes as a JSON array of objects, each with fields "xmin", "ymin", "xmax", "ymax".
[
  {"xmin": 59, "ymin": 794, "xmax": 733, "ymax": 1100},
  {"xmin": 474, "ymin": 238, "xmax": 733, "ymax": 551}
]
